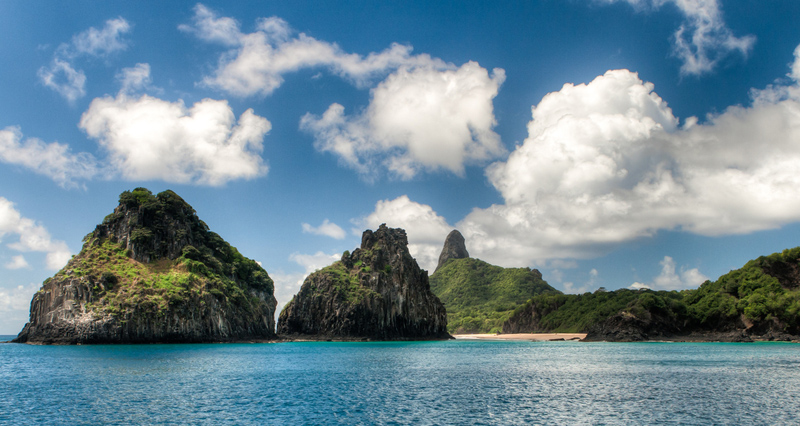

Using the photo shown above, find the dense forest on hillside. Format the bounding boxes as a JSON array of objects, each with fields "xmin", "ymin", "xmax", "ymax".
[
  {"xmin": 430, "ymin": 258, "xmax": 559, "ymax": 333},
  {"xmin": 503, "ymin": 247, "xmax": 800, "ymax": 341}
]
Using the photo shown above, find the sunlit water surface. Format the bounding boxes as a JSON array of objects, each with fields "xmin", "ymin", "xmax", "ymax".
[{"xmin": 1, "ymin": 336, "xmax": 799, "ymax": 425}]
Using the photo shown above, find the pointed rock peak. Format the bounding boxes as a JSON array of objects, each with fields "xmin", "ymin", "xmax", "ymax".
[
  {"xmin": 361, "ymin": 223, "xmax": 408, "ymax": 251},
  {"xmin": 436, "ymin": 229, "xmax": 469, "ymax": 272}
]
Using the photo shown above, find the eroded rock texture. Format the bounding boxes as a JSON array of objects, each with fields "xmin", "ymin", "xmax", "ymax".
[
  {"xmin": 14, "ymin": 188, "xmax": 277, "ymax": 344},
  {"xmin": 277, "ymin": 224, "xmax": 449, "ymax": 340}
]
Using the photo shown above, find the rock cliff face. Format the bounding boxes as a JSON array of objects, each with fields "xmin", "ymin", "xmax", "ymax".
[
  {"xmin": 14, "ymin": 188, "xmax": 277, "ymax": 344},
  {"xmin": 435, "ymin": 230, "xmax": 469, "ymax": 273},
  {"xmin": 277, "ymin": 224, "xmax": 449, "ymax": 340}
]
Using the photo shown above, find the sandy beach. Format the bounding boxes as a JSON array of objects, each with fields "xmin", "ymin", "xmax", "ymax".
[{"xmin": 452, "ymin": 333, "xmax": 586, "ymax": 341}]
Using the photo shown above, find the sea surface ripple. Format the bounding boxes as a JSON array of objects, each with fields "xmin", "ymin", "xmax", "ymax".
[{"xmin": 1, "ymin": 338, "xmax": 799, "ymax": 425}]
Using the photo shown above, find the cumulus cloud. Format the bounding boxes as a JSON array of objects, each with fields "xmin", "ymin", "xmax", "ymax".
[
  {"xmin": 302, "ymin": 63, "xmax": 506, "ymax": 179},
  {"xmin": 39, "ymin": 17, "xmax": 131, "ymax": 102},
  {"xmin": 357, "ymin": 196, "xmax": 454, "ymax": 271},
  {"xmin": 5, "ymin": 255, "xmax": 29, "ymax": 270},
  {"xmin": 301, "ymin": 219, "xmax": 346, "ymax": 239},
  {"xmin": 0, "ymin": 197, "xmax": 71, "ymax": 270},
  {"xmin": 600, "ymin": 0, "xmax": 754, "ymax": 76},
  {"xmin": 455, "ymin": 44, "xmax": 800, "ymax": 267},
  {"xmin": 181, "ymin": 4, "xmax": 445, "ymax": 97},
  {"xmin": 0, "ymin": 126, "xmax": 99, "ymax": 188},
  {"xmin": 631, "ymin": 256, "xmax": 709, "ymax": 290},
  {"xmin": 79, "ymin": 83, "xmax": 271, "ymax": 186}
]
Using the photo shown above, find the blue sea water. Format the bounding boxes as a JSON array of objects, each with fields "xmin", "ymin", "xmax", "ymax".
[{"xmin": 1, "ymin": 337, "xmax": 799, "ymax": 425}]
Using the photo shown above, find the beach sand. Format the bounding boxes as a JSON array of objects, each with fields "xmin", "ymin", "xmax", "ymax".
[{"xmin": 452, "ymin": 333, "xmax": 586, "ymax": 341}]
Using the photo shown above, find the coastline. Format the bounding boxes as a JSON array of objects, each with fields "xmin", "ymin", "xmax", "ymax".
[{"xmin": 452, "ymin": 333, "xmax": 586, "ymax": 341}]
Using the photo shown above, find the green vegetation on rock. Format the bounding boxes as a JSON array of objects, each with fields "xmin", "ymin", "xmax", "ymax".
[
  {"xmin": 62, "ymin": 188, "xmax": 274, "ymax": 319},
  {"xmin": 430, "ymin": 257, "xmax": 559, "ymax": 333},
  {"xmin": 505, "ymin": 246, "xmax": 800, "ymax": 339}
]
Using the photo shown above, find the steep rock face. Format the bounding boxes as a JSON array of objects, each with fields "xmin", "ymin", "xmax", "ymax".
[
  {"xmin": 435, "ymin": 230, "xmax": 469, "ymax": 273},
  {"xmin": 14, "ymin": 188, "xmax": 277, "ymax": 344},
  {"xmin": 277, "ymin": 224, "xmax": 449, "ymax": 340}
]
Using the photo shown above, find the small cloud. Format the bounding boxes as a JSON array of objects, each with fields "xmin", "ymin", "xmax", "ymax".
[
  {"xmin": 0, "ymin": 197, "xmax": 71, "ymax": 271},
  {"xmin": 0, "ymin": 126, "xmax": 98, "ymax": 188},
  {"xmin": 598, "ymin": 0, "xmax": 755, "ymax": 76},
  {"xmin": 39, "ymin": 17, "xmax": 132, "ymax": 102},
  {"xmin": 301, "ymin": 219, "xmax": 346, "ymax": 240},
  {"xmin": 117, "ymin": 63, "xmax": 153, "ymax": 95},
  {"xmin": 5, "ymin": 255, "xmax": 29, "ymax": 270},
  {"xmin": 633, "ymin": 256, "xmax": 708, "ymax": 291}
]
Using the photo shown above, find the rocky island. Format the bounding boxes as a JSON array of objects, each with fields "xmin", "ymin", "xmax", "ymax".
[
  {"xmin": 13, "ymin": 188, "xmax": 278, "ymax": 344},
  {"xmin": 277, "ymin": 224, "xmax": 449, "ymax": 340}
]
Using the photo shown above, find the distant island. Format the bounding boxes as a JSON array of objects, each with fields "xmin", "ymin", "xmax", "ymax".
[{"xmin": 10, "ymin": 188, "xmax": 800, "ymax": 344}]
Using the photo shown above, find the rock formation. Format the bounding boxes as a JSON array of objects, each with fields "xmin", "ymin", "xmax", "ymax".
[
  {"xmin": 277, "ymin": 224, "xmax": 450, "ymax": 340},
  {"xmin": 435, "ymin": 230, "xmax": 469, "ymax": 273},
  {"xmin": 14, "ymin": 188, "xmax": 277, "ymax": 344},
  {"xmin": 430, "ymin": 230, "xmax": 559, "ymax": 333}
]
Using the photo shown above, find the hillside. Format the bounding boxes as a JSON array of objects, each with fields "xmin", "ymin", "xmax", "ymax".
[
  {"xmin": 14, "ymin": 188, "xmax": 277, "ymax": 344},
  {"xmin": 430, "ymin": 257, "xmax": 560, "ymax": 334},
  {"xmin": 504, "ymin": 247, "xmax": 800, "ymax": 341}
]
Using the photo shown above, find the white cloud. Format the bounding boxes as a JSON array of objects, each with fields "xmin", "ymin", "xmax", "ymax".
[
  {"xmin": 67, "ymin": 17, "xmax": 131, "ymax": 58},
  {"xmin": 302, "ymin": 219, "xmax": 346, "ymax": 239},
  {"xmin": 563, "ymin": 268, "xmax": 600, "ymax": 294},
  {"xmin": 117, "ymin": 63, "xmax": 152, "ymax": 94},
  {"xmin": 0, "ymin": 197, "xmax": 71, "ymax": 271},
  {"xmin": 0, "ymin": 126, "xmax": 99, "ymax": 188},
  {"xmin": 631, "ymin": 256, "xmax": 709, "ymax": 290},
  {"xmin": 181, "ymin": 4, "xmax": 446, "ymax": 97},
  {"xmin": 79, "ymin": 89, "xmax": 270, "ymax": 186},
  {"xmin": 0, "ymin": 282, "xmax": 40, "ymax": 315},
  {"xmin": 456, "ymin": 44, "xmax": 800, "ymax": 267},
  {"xmin": 37, "ymin": 59, "xmax": 87, "ymax": 103},
  {"xmin": 5, "ymin": 255, "xmax": 29, "ymax": 270},
  {"xmin": 39, "ymin": 18, "xmax": 131, "ymax": 102},
  {"xmin": 302, "ymin": 63, "xmax": 506, "ymax": 180},
  {"xmin": 357, "ymin": 196, "xmax": 454, "ymax": 271},
  {"xmin": 599, "ymin": 0, "xmax": 755, "ymax": 76}
]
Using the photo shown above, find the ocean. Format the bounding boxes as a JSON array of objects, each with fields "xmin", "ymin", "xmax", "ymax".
[{"xmin": 1, "ymin": 337, "xmax": 798, "ymax": 425}]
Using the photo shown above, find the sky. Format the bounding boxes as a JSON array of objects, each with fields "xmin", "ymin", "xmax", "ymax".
[{"xmin": 2, "ymin": 0, "xmax": 800, "ymax": 334}]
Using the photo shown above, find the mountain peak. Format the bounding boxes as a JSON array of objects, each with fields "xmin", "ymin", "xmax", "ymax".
[{"xmin": 435, "ymin": 230, "xmax": 469, "ymax": 272}]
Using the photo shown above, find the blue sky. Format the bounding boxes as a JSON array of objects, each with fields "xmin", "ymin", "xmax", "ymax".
[{"xmin": 2, "ymin": 0, "xmax": 800, "ymax": 333}]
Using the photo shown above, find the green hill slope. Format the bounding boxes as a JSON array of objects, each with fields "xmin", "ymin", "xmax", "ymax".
[
  {"xmin": 430, "ymin": 257, "xmax": 560, "ymax": 333},
  {"xmin": 503, "ymin": 247, "xmax": 800, "ymax": 341}
]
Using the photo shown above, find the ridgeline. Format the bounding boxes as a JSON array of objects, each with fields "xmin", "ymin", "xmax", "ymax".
[{"xmin": 504, "ymin": 247, "xmax": 800, "ymax": 341}]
